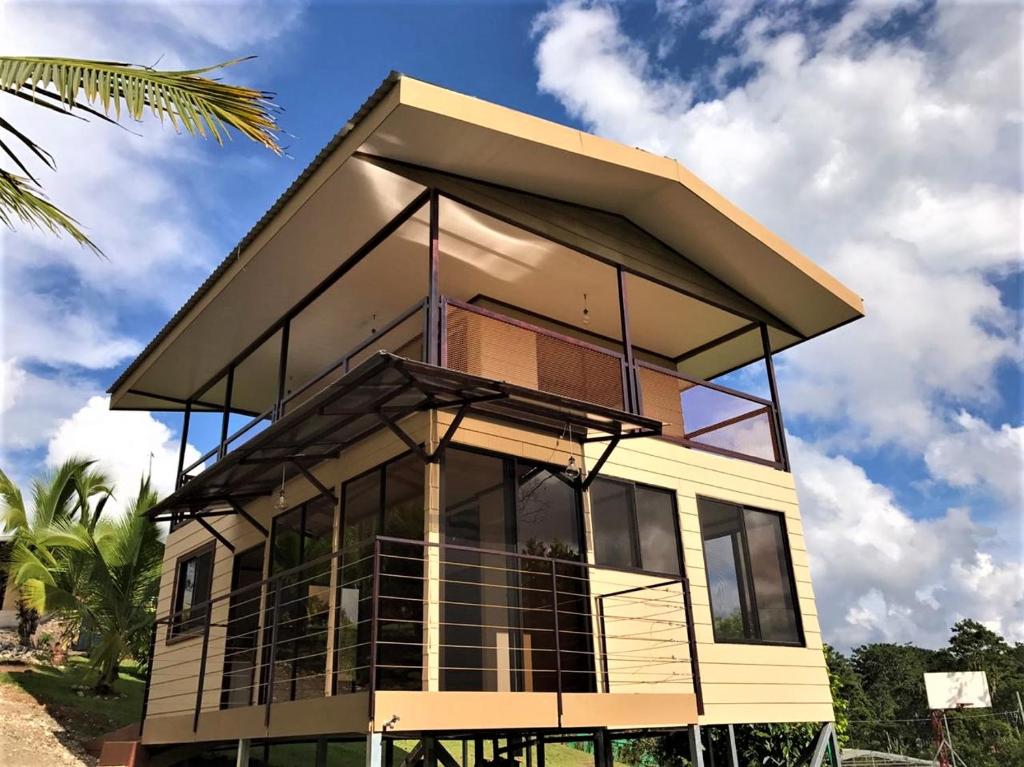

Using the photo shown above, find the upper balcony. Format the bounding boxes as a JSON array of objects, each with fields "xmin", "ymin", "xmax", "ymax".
[{"xmin": 107, "ymin": 75, "xmax": 863, "ymax": 493}]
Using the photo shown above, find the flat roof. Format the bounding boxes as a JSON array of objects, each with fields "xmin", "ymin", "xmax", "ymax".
[{"xmin": 109, "ymin": 72, "xmax": 863, "ymax": 407}]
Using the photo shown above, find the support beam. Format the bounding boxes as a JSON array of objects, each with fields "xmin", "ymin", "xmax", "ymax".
[
  {"xmin": 810, "ymin": 723, "xmax": 836, "ymax": 767},
  {"xmin": 176, "ymin": 402, "xmax": 192, "ymax": 490},
  {"xmin": 236, "ymin": 739, "xmax": 250, "ymax": 767},
  {"xmin": 366, "ymin": 732, "xmax": 383, "ymax": 767},
  {"xmin": 381, "ymin": 412, "xmax": 431, "ymax": 463},
  {"xmin": 727, "ymin": 725, "xmax": 739, "ymax": 767},
  {"xmin": 689, "ymin": 725, "xmax": 705, "ymax": 767},
  {"xmin": 760, "ymin": 322, "xmax": 791, "ymax": 470},
  {"xmin": 427, "ymin": 189, "xmax": 441, "ymax": 366},
  {"xmin": 275, "ymin": 320, "xmax": 291, "ymax": 420},
  {"xmin": 195, "ymin": 515, "xmax": 235, "ymax": 553},
  {"xmin": 616, "ymin": 266, "xmax": 638, "ymax": 412},
  {"xmin": 581, "ymin": 436, "xmax": 620, "ymax": 490},
  {"xmin": 219, "ymin": 365, "xmax": 234, "ymax": 459},
  {"xmin": 291, "ymin": 459, "xmax": 339, "ymax": 504},
  {"xmin": 227, "ymin": 499, "xmax": 269, "ymax": 537}
]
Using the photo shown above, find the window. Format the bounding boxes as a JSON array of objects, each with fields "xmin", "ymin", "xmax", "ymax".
[
  {"xmin": 697, "ymin": 498, "xmax": 802, "ymax": 645},
  {"xmin": 169, "ymin": 544, "xmax": 214, "ymax": 639},
  {"xmin": 337, "ymin": 453, "xmax": 426, "ymax": 693},
  {"xmin": 589, "ymin": 478, "xmax": 681, "ymax": 575}
]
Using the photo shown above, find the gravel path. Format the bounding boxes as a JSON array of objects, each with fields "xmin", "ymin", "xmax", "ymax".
[{"xmin": 0, "ymin": 677, "xmax": 96, "ymax": 767}]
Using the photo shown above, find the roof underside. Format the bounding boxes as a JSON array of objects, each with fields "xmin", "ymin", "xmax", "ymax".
[
  {"xmin": 110, "ymin": 72, "xmax": 863, "ymax": 410},
  {"xmin": 149, "ymin": 353, "xmax": 661, "ymax": 519}
]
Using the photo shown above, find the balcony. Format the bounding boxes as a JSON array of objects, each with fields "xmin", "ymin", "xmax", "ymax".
[{"xmin": 143, "ymin": 537, "xmax": 699, "ymax": 741}]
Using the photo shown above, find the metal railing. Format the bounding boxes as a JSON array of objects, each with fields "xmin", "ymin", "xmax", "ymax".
[
  {"xmin": 178, "ymin": 299, "xmax": 428, "ymax": 487},
  {"xmin": 636, "ymin": 361, "xmax": 784, "ymax": 468},
  {"xmin": 144, "ymin": 537, "xmax": 699, "ymax": 732}
]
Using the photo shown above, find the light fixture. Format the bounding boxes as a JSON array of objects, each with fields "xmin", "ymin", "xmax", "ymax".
[
  {"xmin": 582, "ymin": 293, "xmax": 591, "ymax": 325},
  {"xmin": 563, "ymin": 456, "xmax": 580, "ymax": 481},
  {"xmin": 563, "ymin": 423, "xmax": 580, "ymax": 480},
  {"xmin": 274, "ymin": 465, "xmax": 288, "ymax": 511}
]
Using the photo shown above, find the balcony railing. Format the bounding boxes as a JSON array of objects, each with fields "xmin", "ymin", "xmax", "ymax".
[
  {"xmin": 143, "ymin": 537, "xmax": 699, "ymax": 733},
  {"xmin": 178, "ymin": 296, "xmax": 785, "ymax": 488}
]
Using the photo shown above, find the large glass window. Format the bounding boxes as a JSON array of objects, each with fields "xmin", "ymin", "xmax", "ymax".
[
  {"xmin": 263, "ymin": 494, "xmax": 335, "ymax": 704},
  {"xmin": 589, "ymin": 479, "xmax": 681, "ymax": 575},
  {"xmin": 336, "ymin": 453, "xmax": 425, "ymax": 693},
  {"xmin": 697, "ymin": 498, "xmax": 802, "ymax": 645},
  {"xmin": 169, "ymin": 544, "xmax": 214, "ymax": 639},
  {"xmin": 220, "ymin": 543, "xmax": 265, "ymax": 708},
  {"xmin": 441, "ymin": 448, "xmax": 593, "ymax": 694}
]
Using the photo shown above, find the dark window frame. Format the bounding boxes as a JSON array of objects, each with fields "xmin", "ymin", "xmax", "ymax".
[
  {"xmin": 588, "ymin": 477, "xmax": 683, "ymax": 578},
  {"xmin": 166, "ymin": 541, "xmax": 216, "ymax": 644},
  {"xmin": 696, "ymin": 496, "xmax": 805, "ymax": 647},
  {"xmin": 439, "ymin": 443, "xmax": 588, "ymax": 563}
]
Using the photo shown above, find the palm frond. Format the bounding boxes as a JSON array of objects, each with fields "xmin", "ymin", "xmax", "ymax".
[
  {"xmin": 0, "ymin": 170, "xmax": 101, "ymax": 255},
  {"xmin": 0, "ymin": 56, "xmax": 281, "ymax": 153},
  {"xmin": 0, "ymin": 468, "xmax": 27, "ymax": 533}
]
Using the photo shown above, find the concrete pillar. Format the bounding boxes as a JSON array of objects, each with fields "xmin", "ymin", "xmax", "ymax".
[
  {"xmin": 366, "ymin": 732, "xmax": 383, "ymax": 767},
  {"xmin": 689, "ymin": 725, "xmax": 705, "ymax": 767},
  {"xmin": 236, "ymin": 739, "xmax": 250, "ymax": 767}
]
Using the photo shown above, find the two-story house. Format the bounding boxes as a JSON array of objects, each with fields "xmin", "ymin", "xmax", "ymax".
[{"xmin": 108, "ymin": 73, "xmax": 863, "ymax": 767}]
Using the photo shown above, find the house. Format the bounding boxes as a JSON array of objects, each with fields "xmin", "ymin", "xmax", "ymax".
[{"xmin": 108, "ymin": 73, "xmax": 863, "ymax": 767}]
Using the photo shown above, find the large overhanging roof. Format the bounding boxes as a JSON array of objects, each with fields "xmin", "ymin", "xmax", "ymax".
[
  {"xmin": 109, "ymin": 72, "xmax": 863, "ymax": 409},
  {"xmin": 148, "ymin": 352, "xmax": 661, "ymax": 520}
]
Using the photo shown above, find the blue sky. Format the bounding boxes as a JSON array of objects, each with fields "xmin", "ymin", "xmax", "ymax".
[{"xmin": 2, "ymin": 0, "xmax": 1021, "ymax": 649}]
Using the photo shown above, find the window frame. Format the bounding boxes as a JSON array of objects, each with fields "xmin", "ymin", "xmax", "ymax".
[
  {"xmin": 696, "ymin": 496, "xmax": 805, "ymax": 647},
  {"xmin": 166, "ymin": 541, "xmax": 216, "ymax": 644},
  {"xmin": 338, "ymin": 450, "xmax": 428, "ymax": 551},
  {"xmin": 588, "ymin": 477, "xmax": 683, "ymax": 578}
]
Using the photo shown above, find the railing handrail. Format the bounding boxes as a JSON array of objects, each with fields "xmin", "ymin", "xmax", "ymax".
[
  {"xmin": 444, "ymin": 296, "xmax": 627, "ymax": 361},
  {"xmin": 635, "ymin": 358, "xmax": 774, "ymax": 408}
]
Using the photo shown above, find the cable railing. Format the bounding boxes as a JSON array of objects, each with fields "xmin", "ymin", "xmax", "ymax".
[{"xmin": 142, "ymin": 536, "xmax": 700, "ymax": 734}]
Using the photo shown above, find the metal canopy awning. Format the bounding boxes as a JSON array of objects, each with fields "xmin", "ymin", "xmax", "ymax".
[{"xmin": 149, "ymin": 352, "xmax": 661, "ymax": 522}]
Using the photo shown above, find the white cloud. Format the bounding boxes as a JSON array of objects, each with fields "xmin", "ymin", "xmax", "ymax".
[
  {"xmin": 46, "ymin": 396, "xmax": 202, "ymax": 515},
  {"xmin": 1, "ymin": 359, "xmax": 97, "ymax": 452},
  {"xmin": 532, "ymin": 0, "xmax": 1023, "ymax": 645},
  {"xmin": 924, "ymin": 411, "xmax": 1024, "ymax": 505},
  {"xmin": 792, "ymin": 437, "xmax": 1023, "ymax": 648}
]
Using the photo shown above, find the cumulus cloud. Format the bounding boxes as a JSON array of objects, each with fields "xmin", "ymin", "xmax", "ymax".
[
  {"xmin": 46, "ymin": 396, "xmax": 202, "ymax": 515},
  {"xmin": 1, "ymin": 360, "xmax": 97, "ymax": 452},
  {"xmin": 792, "ymin": 437, "xmax": 1023, "ymax": 648},
  {"xmin": 532, "ymin": 0, "xmax": 1023, "ymax": 645}
]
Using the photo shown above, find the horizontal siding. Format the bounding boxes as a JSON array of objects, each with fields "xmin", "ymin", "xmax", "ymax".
[{"xmin": 147, "ymin": 414, "xmax": 427, "ymax": 720}]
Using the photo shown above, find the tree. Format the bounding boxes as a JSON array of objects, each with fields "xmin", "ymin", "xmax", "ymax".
[
  {"xmin": 0, "ymin": 457, "xmax": 110, "ymax": 646},
  {"xmin": 0, "ymin": 56, "xmax": 281, "ymax": 254},
  {"xmin": 15, "ymin": 476, "xmax": 163, "ymax": 693}
]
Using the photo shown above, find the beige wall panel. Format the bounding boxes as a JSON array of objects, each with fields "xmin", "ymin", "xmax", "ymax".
[
  {"xmin": 561, "ymin": 693, "xmax": 698, "ymax": 729},
  {"xmin": 376, "ymin": 691, "xmax": 559, "ymax": 731},
  {"xmin": 699, "ymin": 702, "xmax": 836, "ymax": 727}
]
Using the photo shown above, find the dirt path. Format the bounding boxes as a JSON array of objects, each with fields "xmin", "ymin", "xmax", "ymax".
[{"xmin": 0, "ymin": 679, "xmax": 96, "ymax": 767}]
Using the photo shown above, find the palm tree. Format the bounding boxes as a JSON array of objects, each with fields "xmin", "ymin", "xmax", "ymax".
[
  {"xmin": 0, "ymin": 457, "xmax": 110, "ymax": 645},
  {"xmin": 0, "ymin": 56, "xmax": 282, "ymax": 254},
  {"xmin": 12, "ymin": 475, "xmax": 163, "ymax": 693}
]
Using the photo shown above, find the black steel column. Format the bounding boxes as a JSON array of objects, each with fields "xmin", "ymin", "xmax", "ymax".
[
  {"xmin": 176, "ymin": 402, "xmax": 192, "ymax": 490},
  {"xmin": 219, "ymin": 365, "xmax": 234, "ymax": 459},
  {"xmin": 275, "ymin": 320, "xmax": 291, "ymax": 420},
  {"xmin": 616, "ymin": 267, "xmax": 639, "ymax": 413},
  {"xmin": 138, "ymin": 621, "xmax": 159, "ymax": 738},
  {"xmin": 760, "ymin": 323, "xmax": 791, "ymax": 470},
  {"xmin": 427, "ymin": 190, "xmax": 441, "ymax": 366},
  {"xmin": 550, "ymin": 559, "xmax": 563, "ymax": 726},
  {"xmin": 193, "ymin": 604, "xmax": 213, "ymax": 732}
]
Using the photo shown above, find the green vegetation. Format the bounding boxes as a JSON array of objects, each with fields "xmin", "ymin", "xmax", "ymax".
[
  {"xmin": 0, "ymin": 656, "xmax": 145, "ymax": 740},
  {"xmin": 0, "ymin": 56, "xmax": 280, "ymax": 255},
  {"xmin": 1, "ymin": 460, "xmax": 164, "ymax": 693}
]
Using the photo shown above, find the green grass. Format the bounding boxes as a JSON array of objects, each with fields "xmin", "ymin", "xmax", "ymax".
[{"xmin": 0, "ymin": 656, "xmax": 145, "ymax": 741}]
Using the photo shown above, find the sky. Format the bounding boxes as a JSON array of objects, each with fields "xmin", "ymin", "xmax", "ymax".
[{"xmin": 0, "ymin": 0, "xmax": 1021, "ymax": 650}]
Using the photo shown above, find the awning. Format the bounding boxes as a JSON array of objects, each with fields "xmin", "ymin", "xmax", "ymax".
[{"xmin": 149, "ymin": 352, "xmax": 661, "ymax": 522}]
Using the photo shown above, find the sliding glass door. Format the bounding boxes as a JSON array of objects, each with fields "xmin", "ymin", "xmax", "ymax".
[{"xmin": 441, "ymin": 448, "xmax": 594, "ymax": 693}]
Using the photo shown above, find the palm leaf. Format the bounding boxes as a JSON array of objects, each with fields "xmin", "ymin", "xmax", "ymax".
[
  {"xmin": 0, "ymin": 170, "xmax": 101, "ymax": 255},
  {"xmin": 0, "ymin": 56, "xmax": 281, "ymax": 153}
]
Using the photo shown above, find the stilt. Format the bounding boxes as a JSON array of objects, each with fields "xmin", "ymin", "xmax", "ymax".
[
  {"xmin": 474, "ymin": 738, "xmax": 484, "ymax": 766},
  {"xmin": 236, "ymin": 739, "xmax": 250, "ymax": 767},
  {"xmin": 727, "ymin": 725, "xmax": 739, "ymax": 767},
  {"xmin": 424, "ymin": 735, "xmax": 437, "ymax": 767},
  {"xmin": 594, "ymin": 729, "xmax": 614, "ymax": 767},
  {"xmin": 689, "ymin": 725, "xmax": 705, "ymax": 767},
  {"xmin": 366, "ymin": 732, "xmax": 383, "ymax": 767},
  {"xmin": 386, "ymin": 739, "xmax": 395, "ymax": 767},
  {"xmin": 537, "ymin": 733, "xmax": 546, "ymax": 767}
]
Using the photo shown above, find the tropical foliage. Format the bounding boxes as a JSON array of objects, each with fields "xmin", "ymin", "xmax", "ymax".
[
  {"xmin": 0, "ymin": 55, "xmax": 281, "ymax": 254},
  {"xmin": 1, "ymin": 459, "xmax": 164, "ymax": 692}
]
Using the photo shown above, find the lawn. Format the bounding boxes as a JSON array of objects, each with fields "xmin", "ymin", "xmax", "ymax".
[{"xmin": 0, "ymin": 656, "xmax": 145, "ymax": 742}]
